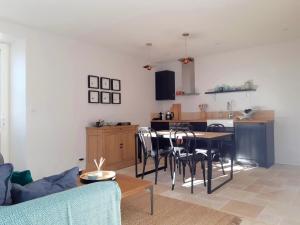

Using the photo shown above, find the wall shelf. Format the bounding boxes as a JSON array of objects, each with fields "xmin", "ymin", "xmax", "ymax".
[{"xmin": 205, "ymin": 89, "xmax": 256, "ymax": 94}]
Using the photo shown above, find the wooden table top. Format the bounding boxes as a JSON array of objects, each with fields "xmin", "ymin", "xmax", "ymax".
[
  {"xmin": 116, "ymin": 174, "xmax": 152, "ymax": 198},
  {"xmin": 78, "ymin": 173, "xmax": 152, "ymax": 199},
  {"xmin": 155, "ymin": 130, "xmax": 233, "ymax": 139}
]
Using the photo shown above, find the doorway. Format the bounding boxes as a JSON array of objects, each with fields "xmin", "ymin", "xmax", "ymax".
[{"xmin": 0, "ymin": 43, "xmax": 10, "ymax": 162}]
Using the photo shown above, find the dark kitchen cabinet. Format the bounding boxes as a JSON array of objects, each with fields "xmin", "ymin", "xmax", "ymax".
[
  {"xmin": 151, "ymin": 122, "xmax": 169, "ymax": 131},
  {"xmin": 155, "ymin": 70, "xmax": 175, "ymax": 100},
  {"xmin": 190, "ymin": 122, "xmax": 207, "ymax": 131},
  {"xmin": 235, "ymin": 122, "xmax": 274, "ymax": 168}
]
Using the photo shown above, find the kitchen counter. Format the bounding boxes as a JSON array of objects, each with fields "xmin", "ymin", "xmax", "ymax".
[
  {"xmin": 151, "ymin": 118, "xmax": 274, "ymax": 168},
  {"xmin": 151, "ymin": 119, "xmax": 273, "ymax": 124}
]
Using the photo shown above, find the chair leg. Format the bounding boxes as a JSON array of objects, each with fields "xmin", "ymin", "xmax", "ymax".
[
  {"xmin": 182, "ymin": 163, "xmax": 186, "ymax": 183},
  {"xmin": 219, "ymin": 154, "xmax": 225, "ymax": 175},
  {"xmin": 190, "ymin": 164, "xmax": 194, "ymax": 194},
  {"xmin": 142, "ymin": 157, "xmax": 147, "ymax": 180},
  {"xmin": 154, "ymin": 157, "xmax": 159, "ymax": 185},
  {"xmin": 169, "ymin": 155, "xmax": 173, "ymax": 179},
  {"xmin": 172, "ymin": 160, "xmax": 176, "ymax": 191},
  {"xmin": 174, "ymin": 155, "xmax": 177, "ymax": 172},
  {"xmin": 201, "ymin": 160, "xmax": 206, "ymax": 187},
  {"xmin": 164, "ymin": 155, "xmax": 168, "ymax": 171},
  {"xmin": 178, "ymin": 160, "xmax": 181, "ymax": 175}
]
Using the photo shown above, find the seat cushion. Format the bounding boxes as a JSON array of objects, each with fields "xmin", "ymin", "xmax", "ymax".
[
  {"xmin": 11, "ymin": 167, "xmax": 79, "ymax": 204},
  {"xmin": 0, "ymin": 163, "xmax": 13, "ymax": 205},
  {"xmin": 11, "ymin": 170, "xmax": 33, "ymax": 186}
]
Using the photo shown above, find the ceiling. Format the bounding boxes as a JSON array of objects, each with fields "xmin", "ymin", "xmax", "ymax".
[{"xmin": 0, "ymin": 0, "xmax": 299, "ymax": 62}]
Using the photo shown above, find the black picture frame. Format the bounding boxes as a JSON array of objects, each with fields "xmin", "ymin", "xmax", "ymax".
[
  {"xmin": 88, "ymin": 90, "xmax": 100, "ymax": 103},
  {"xmin": 100, "ymin": 77, "xmax": 111, "ymax": 90},
  {"xmin": 111, "ymin": 79, "xmax": 121, "ymax": 91},
  {"xmin": 101, "ymin": 91, "xmax": 111, "ymax": 104},
  {"xmin": 88, "ymin": 75, "xmax": 100, "ymax": 89},
  {"xmin": 112, "ymin": 92, "xmax": 121, "ymax": 104}
]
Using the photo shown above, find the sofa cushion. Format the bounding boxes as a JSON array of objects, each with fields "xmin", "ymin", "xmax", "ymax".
[
  {"xmin": 0, "ymin": 163, "xmax": 13, "ymax": 205},
  {"xmin": 11, "ymin": 167, "xmax": 79, "ymax": 204},
  {"xmin": 11, "ymin": 170, "xmax": 33, "ymax": 186}
]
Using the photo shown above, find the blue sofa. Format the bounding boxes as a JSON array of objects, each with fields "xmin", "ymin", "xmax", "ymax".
[
  {"xmin": 0, "ymin": 181, "xmax": 121, "ymax": 225},
  {"xmin": 0, "ymin": 153, "xmax": 121, "ymax": 225}
]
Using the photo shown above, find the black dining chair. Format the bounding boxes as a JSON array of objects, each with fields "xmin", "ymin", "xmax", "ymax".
[
  {"xmin": 138, "ymin": 127, "xmax": 171, "ymax": 184},
  {"xmin": 169, "ymin": 130, "xmax": 206, "ymax": 194},
  {"xmin": 196, "ymin": 123, "xmax": 226, "ymax": 175}
]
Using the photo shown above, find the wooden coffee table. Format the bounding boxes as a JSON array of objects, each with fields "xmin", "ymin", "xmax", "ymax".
[
  {"xmin": 78, "ymin": 173, "xmax": 154, "ymax": 215},
  {"xmin": 116, "ymin": 174, "xmax": 153, "ymax": 215}
]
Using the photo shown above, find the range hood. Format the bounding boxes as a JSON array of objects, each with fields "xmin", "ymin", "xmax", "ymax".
[{"xmin": 181, "ymin": 60, "xmax": 199, "ymax": 95}]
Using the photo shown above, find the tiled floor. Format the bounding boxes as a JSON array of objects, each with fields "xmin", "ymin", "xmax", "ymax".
[{"xmin": 118, "ymin": 162, "xmax": 300, "ymax": 225}]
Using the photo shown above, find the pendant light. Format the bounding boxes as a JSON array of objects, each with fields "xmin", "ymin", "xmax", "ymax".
[
  {"xmin": 143, "ymin": 43, "xmax": 154, "ymax": 71},
  {"xmin": 178, "ymin": 33, "xmax": 194, "ymax": 64}
]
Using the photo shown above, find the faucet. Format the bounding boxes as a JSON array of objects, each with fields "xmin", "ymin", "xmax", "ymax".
[{"xmin": 227, "ymin": 101, "xmax": 233, "ymax": 119}]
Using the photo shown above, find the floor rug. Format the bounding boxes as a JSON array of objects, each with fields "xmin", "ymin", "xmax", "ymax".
[{"xmin": 122, "ymin": 193, "xmax": 241, "ymax": 225}]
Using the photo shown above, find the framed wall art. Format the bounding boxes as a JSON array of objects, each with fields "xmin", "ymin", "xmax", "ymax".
[
  {"xmin": 88, "ymin": 90, "xmax": 100, "ymax": 103},
  {"xmin": 88, "ymin": 75, "xmax": 100, "ymax": 89},
  {"xmin": 111, "ymin": 79, "xmax": 121, "ymax": 91},
  {"xmin": 112, "ymin": 92, "xmax": 121, "ymax": 104},
  {"xmin": 101, "ymin": 91, "xmax": 111, "ymax": 104},
  {"xmin": 100, "ymin": 77, "xmax": 111, "ymax": 90}
]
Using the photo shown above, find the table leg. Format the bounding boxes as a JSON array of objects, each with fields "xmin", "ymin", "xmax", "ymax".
[
  {"xmin": 207, "ymin": 134, "xmax": 235, "ymax": 194},
  {"xmin": 135, "ymin": 134, "xmax": 138, "ymax": 177},
  {"xmin": 207, "ymin": 140, "xmax": 212, "ymax": 194},
  {"xmin": 230, "ymin": 134, "xmax": 235, "ymax": 179},
  {"xmin": 149, "ymin": 185, "xmax": 154, "ymax": 215}
]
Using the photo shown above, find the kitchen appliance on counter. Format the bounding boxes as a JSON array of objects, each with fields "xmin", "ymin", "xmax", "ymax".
[
  {"xmin": 159, "ymin": 112, "xmax": 164, "ymax": 120},
  {"xmin": 95, "ymin": 120, "xmax": 131, "ymax": 127},
  {"xmin": 165, "ymin": 111, "xmax": 174, "ymax": 120},
  {"xmin": 152, "ymin": 112, "xmax": 164, "ymax": 120},
  {"xmin": 238, "ymin": 108, "xmax": 255, "ymax": 120}
]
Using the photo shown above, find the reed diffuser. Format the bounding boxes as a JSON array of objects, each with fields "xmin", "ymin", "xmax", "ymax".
[{"xmin": 93, "ymin": 157, "xmax": 105, "ymax": 177}]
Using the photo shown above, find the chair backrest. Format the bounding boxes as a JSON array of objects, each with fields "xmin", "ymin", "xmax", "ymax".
[
  {"xmin": 0, "ymin": 152, "xmax": 4, "ymax": 164},
  {"xmin": 206, "ymin": 123, "xmax": 225, "ymax": 132},
  {"xmin": 172, "ymin": 130, "xmax": 197, "ymax": 157},
  {"xmin": 137, "ymin": 127, "xmax": 159, "ymax": 157},
  {"xmin": 168, "ymin": 127, "xmax": 192, "ymax": 149}
]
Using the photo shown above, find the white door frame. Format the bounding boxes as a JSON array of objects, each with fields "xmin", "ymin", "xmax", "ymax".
[{"xmin": 0, "ymin": 43, "xmax": 10, "ymax": 161}]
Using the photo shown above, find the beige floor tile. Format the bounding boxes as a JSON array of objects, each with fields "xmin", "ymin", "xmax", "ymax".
[
  {"xmin": 240, "ymin": 218, "xmax": 272, "ymax": 225},
  {"xmin": 118, "ymin": 163, "xmax": 300, "ymax": 224},
  {"xmin": 221, "ymin": 200, "xmax": 264, "ymax": 218},
  {"xmin": 243, "ymin": 196, "xmax": 270, "ymax": 207},
  {"xmin": 256, "ymin": 189, "xmax": 298, "ymax": 203},
  {"xmin": 216, "ymin": 187, "xmax": 256, "ymax": 201},
  {"xmin": 279, "ymin": 218, "xmax": 300, "ymax": 225},
  {"xmin": 254, "ymin": 178, "xmax": 284, "ymax": 188},
  {"xmin": 244, "ymin": 183, "xmax": 265, "ymax": 193},
  {"xmin": 257, "ymin": 207, "xmax": 283, "ymax": 225}
]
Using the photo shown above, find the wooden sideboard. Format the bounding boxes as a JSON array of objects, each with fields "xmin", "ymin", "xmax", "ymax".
[{"xmin": 86, "ymin": 125, "xmax": 138, "ymax": 171}]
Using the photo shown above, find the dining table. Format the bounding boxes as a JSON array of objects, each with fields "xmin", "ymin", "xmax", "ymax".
[{"xmin": 135, "ymin": 130, "xmax": 235, "ymax": 194}]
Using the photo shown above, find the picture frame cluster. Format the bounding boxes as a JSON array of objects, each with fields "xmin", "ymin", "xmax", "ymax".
[{"xmin": 88, "ymin": 75, "xmax": 121, "ymax": 104}]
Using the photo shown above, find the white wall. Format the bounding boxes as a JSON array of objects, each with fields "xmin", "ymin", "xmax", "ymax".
[
  {"xmin": 157, "ymin": 40, "xmax": 300, "ymax": 165},
  {"xmin": 10, "ymin": 39, "xmax": 27, "ymax": 170},
  {"xmin": 0, "ymin": 21, "xmax": 158, "ymax": 178}
]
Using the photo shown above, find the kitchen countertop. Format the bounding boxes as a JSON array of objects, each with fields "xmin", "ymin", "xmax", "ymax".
[{"xmin": 151, "ymin": 119, "xmax": 273, "ymax": 124}]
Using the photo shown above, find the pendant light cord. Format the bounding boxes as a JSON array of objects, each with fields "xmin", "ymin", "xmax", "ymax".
[{"xmin": 185, "ymin": 36, "xmax": 188, "ymax": 58}]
